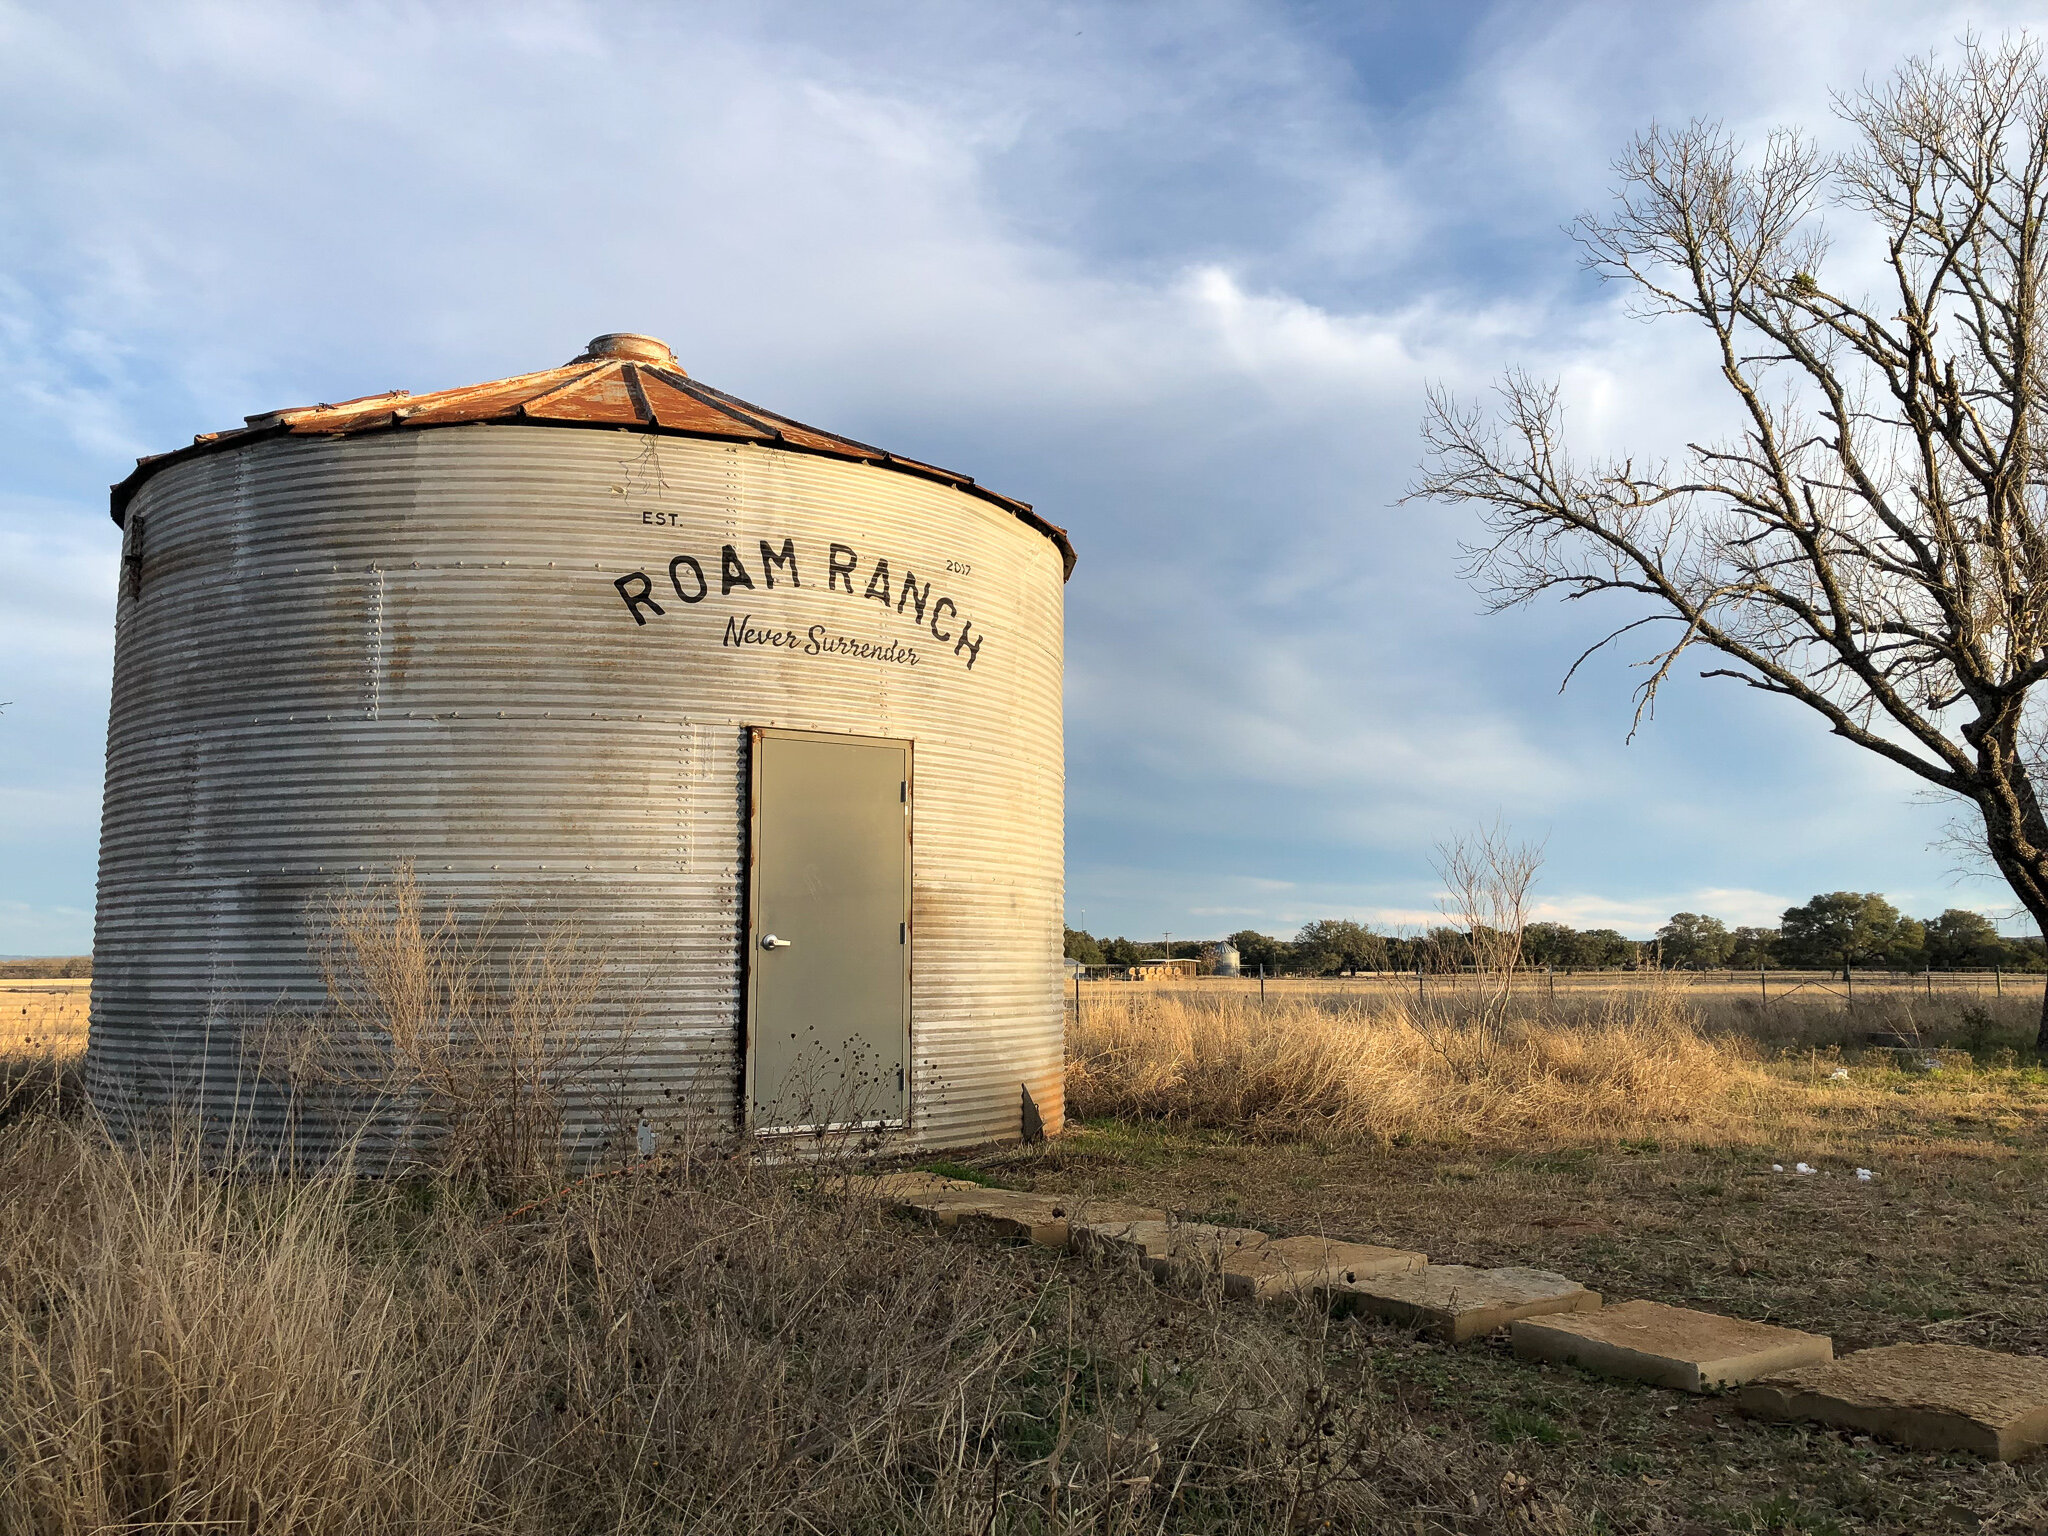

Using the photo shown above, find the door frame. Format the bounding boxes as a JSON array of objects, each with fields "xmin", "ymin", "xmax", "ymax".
[{"xmin": 742, "ymin": 725, "xmax": 914, "ymax": 1135}]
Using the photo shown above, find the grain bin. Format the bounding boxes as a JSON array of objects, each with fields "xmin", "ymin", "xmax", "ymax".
[{"xmin": 89, "ymin": 332, "xmax": 1072, "ymax": 1155}]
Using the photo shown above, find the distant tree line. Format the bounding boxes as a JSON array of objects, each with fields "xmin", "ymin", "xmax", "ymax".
[
  {"xmin": 1064, "ymin": 893, "xmax": 2047, "ymax": 976},
  {"xmin": 0, "ymin": 956, "xmax": 91, "ymax": 979},
  {"xmin": 1649, "ymin": 895, "xmax": 2045, "ymax": 973}
]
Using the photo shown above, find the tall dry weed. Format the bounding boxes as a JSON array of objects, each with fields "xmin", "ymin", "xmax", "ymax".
[
  {"xmin": 254, "ymin": 864, "xmax": 634, "ymax": 1194},
  {"xmin": 0, "ymin": 1045, "xmax": 82, "ymax": 1130},
  {"xmin": 0, "ymin": 1121, "xmax": 506, "ymax": 1534},
  {"xmin": 1066, "ymin": 985, "xmax": 1758, "ymax": 1144}
]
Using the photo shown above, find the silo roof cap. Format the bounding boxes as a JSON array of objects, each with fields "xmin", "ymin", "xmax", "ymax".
[
  {"xmin": 111, "ymin": 333, "xmax": 1074, "ymax": 578},
  {"xmin": 574, "ymin": 332, "xmax": 679, "ymax": 365}
]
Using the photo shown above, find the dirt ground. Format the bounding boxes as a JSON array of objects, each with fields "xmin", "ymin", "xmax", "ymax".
[{"xmin": 941, "ymin": 1062, "xmax": 2048, "ymax": 1534}]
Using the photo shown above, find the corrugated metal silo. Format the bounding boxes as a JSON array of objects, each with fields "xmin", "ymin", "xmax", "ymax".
[{"xmin": 88, "ymin": 333, "xmax": 1072, "ymax": 1155}]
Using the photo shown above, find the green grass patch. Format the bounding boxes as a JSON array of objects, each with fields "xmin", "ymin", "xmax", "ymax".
[{"xmin": 1487, "ymin": 1407, "xmax": 1564, "ymax": 1445}]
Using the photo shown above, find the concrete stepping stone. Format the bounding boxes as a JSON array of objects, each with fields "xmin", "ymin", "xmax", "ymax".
[
  {"xmin": 1512, "ymin": 1300, "xmax": 1831, "ymax": 1391},
  {"xmin": 1073, "ymin": 1218, "xmax": 1271, "ymax": 1276},
  {"xmin": 831, "ymin": 1170, "xmax": 983, "ymax": 1201},
  {"xmin": 1324, "ymin": 1264, "xmax": 1600, "ymax": 1343},
  {"xmin": 1042, "ymin": 1199, "xmax": 1171, "ymax": 1249},
  {"xmin": 1219, "ymin": 1235, "xmax": 1425, "ymax": 1301},
  {"xmin": 1739, "ymin": 1343, "xmax": 2048, "ymax": 1461},
  {"xmin": 902, "ymin": 1188, "xmax": 1165, "ymax": 1248},
  {"xmin": 900, "ymin": 1187, "xmax": 1068, "ymax": 1243}
]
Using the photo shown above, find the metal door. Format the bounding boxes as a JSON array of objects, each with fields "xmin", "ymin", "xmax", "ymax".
[{"xmin": 745, "ymin": 727, "xmax": 912, "ymax": 1133}]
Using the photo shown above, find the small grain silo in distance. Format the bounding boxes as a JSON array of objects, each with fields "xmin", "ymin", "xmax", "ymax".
[{"xmin": 88, "ymin": 333, "xmax": 1072, "ymax": 1153}]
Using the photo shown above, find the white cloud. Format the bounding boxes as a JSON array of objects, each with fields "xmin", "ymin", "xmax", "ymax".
[
  {"xmin": 0, "ymin": 0, "xmax": 2037, "ymax": 944},
  {"xmin": 0, "ymin": 506, "xmax": 118, "ymax": 672}
]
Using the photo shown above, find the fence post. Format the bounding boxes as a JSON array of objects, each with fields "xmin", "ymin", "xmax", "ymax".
[
  {"xmin": 1845, "ymin": 960, "xmax": 1854, "ymax": 1000},
  {"xmin": 1926, "ymin": 967, "xmax": 1932, "ymax": 1000},
  {"xmin": 1417, "ymin": 965, "xmax": 1425, "ymax": 1006},
  {"xmin": 1760, "ymin": 965, "xmax": 1767, "ymax": 1006},
  {"xmin": 1996, "ymin": 965, "xmax": 2002, "ymax": 997},
  {"xmin": 1259, "ymin": 963, "xmax": 1266, "ymax": 1004}
]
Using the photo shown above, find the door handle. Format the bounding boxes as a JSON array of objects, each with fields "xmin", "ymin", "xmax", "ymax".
[{"xmin": 760, "ymin": 934, "xmax": 793, "ymax": 950}]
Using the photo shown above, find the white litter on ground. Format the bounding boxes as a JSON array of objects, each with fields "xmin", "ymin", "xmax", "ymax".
[
  {"xmin": 1795, "ymin": 1163, "xmax": 1817, "ymax": 1175},
  {"xmin": 1856, "ymin": 1168, "xmax": 1875, "ymax": 1181}
]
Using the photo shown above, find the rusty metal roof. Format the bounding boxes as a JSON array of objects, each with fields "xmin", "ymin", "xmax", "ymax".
[{"xmin": 109, "ymin": 332, "xmax": 1074, "ymax": 577}]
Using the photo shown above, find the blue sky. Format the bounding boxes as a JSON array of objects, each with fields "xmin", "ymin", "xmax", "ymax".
[{"xmin": 1, "ymin": 0, "xmax": 2038, "ymax": 954}]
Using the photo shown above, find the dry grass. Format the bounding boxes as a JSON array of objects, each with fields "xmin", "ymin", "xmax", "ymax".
[
  {"xmin": 1171, "ymin": 969, "xmax": 2047, "ymax": 1018},
  {"xmin": 0, "ymin": 1121, "xmax": 501, "ymax": 1533},
  {"xmin": 0, "ymin": 982, "xmax": 87, "ymax": 1129},
  {"xmin": 0, "ymin": 1109, "xmax": 1541, "ymax": 1535},
  {"xmin": 0, "ymin": 979, "xmax": 89, "ymax": 1057},
  {"xmin": 1066, "ymin": 979, "xmax": 2048, "ymax": 1150},
  {"xmin": 1066, "ymin": 983, "xmax": 1765, "ymax": 1145}
]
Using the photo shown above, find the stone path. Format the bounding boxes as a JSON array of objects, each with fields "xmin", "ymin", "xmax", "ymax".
[{"xmin": 837, "ymin": 1170, "xmax": 2048, "ymax": 1462}]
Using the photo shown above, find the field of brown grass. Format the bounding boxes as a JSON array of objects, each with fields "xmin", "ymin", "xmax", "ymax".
[
  {"xmin": 1, "ymin": 980, "xmax": 89, "ymax": 1126},
  {"xmin": 0, "ymin": 977, "xmax": 89, "ymax": 1054},
  {"xmin": 7, "ymin": 977, "xmax": 2048, "ymax": 1530},
  {"xmin": 1068, "ymin": 982, "xmax": 1760, "ymax": 1144},
  {"xmin": 1064, "ymin": 978, "xmax": 2048, "ymax": 1149}
]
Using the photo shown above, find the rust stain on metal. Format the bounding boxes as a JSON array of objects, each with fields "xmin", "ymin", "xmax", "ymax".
[
  {"xmin": 635, "ymin": 370, "xmax": 772, "ymax": 438},
  {"xmin": 108, "ymin": 333, "xmax": 1076, "ymax": 578}
]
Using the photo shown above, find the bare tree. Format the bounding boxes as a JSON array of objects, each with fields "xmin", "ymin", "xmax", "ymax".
[
  {"xmin": 1432, "ymin": 821, "xmax": 1544, "ymax": 1036},
  {"xmin": 1410, "ymin": 37, "xmax": 2048, "ymax": 1046}
]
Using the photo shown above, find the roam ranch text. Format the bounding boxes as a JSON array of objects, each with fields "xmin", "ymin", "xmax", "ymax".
[{"xmin": 612, "ymin": 532, "xmax": 985, "ymax": 671}]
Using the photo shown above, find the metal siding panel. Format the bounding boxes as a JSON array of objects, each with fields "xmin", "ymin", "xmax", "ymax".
[{"xmin": 89, "ymin": 426, "xmax": 1064, "ymax": 1154}]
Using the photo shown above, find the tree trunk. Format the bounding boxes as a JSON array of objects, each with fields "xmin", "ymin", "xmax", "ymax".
[
  {"xmin": 1972, "ymin": 797, "xmax": 2048, "ymax": 1051},
  {"xmin": 1987, "ymin": 866, "xmax": 2048, "ymax": 1053}
]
